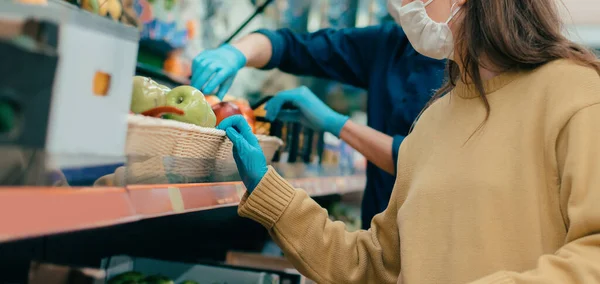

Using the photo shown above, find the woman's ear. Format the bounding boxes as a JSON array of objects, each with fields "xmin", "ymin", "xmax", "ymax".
[{"xmin": 456, "ymin": 0, "xmax": 466, "ymax": 6}]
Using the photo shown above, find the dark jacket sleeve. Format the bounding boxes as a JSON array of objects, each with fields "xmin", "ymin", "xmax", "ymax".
[
  {"xmin": 392, "ymin": 135, "xmax": 405, "ymax": 170},
  {"xmin": 257, "ymin": 25, "xmax": 446, "ymax": 173},
  {"xmin": 389, "ymin": 49, "xmax": 446, "ymax": 171},
  {"xmin": 255, "ymin": 25, "xmax": 393, "ymax": 89}
]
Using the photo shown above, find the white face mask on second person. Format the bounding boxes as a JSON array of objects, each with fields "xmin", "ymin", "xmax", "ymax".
[{"xmin": 388, "ymin": 0, "xmax": 461, "ymax": 60}]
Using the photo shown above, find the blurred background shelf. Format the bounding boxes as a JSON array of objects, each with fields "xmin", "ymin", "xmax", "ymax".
[{"xmin": 566, "ymin": 25, "xmax": 600, "ymax": 49}]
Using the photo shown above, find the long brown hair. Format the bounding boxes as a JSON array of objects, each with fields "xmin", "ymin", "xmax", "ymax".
[{"xmin": 431, "ymin": 0, "xmax": 600, "ymax": 116}]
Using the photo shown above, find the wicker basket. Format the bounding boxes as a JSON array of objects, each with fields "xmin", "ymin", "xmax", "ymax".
[{"xmin": 123, "ymin": 114, "xmax": 283, "ymax": 184}]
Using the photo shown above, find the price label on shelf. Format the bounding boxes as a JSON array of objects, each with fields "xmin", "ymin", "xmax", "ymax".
[
  {"xmin": 235, "ymin": 184, "xmax": 246, "ymax": 200},
  {"xmin": 167, "ymin": 187, "xmax": 185, "ymax": 213}
]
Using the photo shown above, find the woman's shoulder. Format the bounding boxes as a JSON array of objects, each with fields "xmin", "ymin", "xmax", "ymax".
[
  {"xmin": 528, "ymin": 59, "xmax": 600, "ymax": 107},
  {"xmin": 521, "ymin": 59, "xmax": 600, "ymax": 133},
  {"xmin": 531, "ymin": 59, "xmax": 600, "ymax": 85}
]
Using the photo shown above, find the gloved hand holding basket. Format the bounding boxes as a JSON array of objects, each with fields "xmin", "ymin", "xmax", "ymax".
[{"xmin": 95, "ymin": 76, "xmax": 282, "ymax": 186}]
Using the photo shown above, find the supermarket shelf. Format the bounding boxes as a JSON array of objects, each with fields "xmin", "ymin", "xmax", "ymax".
[
  {"xmin": 0, "ymin": 187, "xmax": 137, "ymax": 243},
  {"xmin": 127, "ymin": 174, "xmax": 366, "ymax": 218},
  {"xmin": 0, "ymin": 173, "xmax": 365, "ymax": 243},
  {"xmin": 127, "ymin": 181, "xmax": 246, "ymax": 218}
]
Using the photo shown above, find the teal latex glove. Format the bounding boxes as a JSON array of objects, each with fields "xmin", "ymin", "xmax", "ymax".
[
  {"xmin": 217, "ymin": 115, "xmax": 268, "ymax": 192},
  {"xmin": 191, "ymin": 44, "xmax": 247, "ymax": 99},
  {"xmin": 265, "ymin": 86, "xmax": 349, "ymax": 137}
]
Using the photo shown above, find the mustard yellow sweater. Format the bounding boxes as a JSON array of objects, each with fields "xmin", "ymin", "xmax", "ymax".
[{"xmin": 238, "ymin": 60, "xmax": 600, "ymax": 284}]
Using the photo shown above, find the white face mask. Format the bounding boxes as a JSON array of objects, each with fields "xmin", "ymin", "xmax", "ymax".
[{"xmin": 388, "ymin": 0, "xmax": 461, "ymax": 60}]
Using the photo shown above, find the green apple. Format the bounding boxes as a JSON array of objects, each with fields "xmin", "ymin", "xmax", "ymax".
[
  {"xmin": 130, "ymin": 76, "xmax": 168, "ymax": 114},
  {"xmin": 164, "ymin": 86, "xmax": 217, "ymax": 128},
  {"xmin": 158, "ymin": 84, "xmax": 171, "ymax": 93}
]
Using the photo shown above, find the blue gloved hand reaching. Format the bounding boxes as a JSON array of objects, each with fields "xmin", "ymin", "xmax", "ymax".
[
  {"xmin": 191, "ymin": 44, "xmax": 247, "ymax": 99},
  {"xmin": 265, "ymin": 86, "xmax": 349, "ymax": 137},
  {"xmin": 217, "ymin": 115, "xmax": 268, "ymax": 193}
]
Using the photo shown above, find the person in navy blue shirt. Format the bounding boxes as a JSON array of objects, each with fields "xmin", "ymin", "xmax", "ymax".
[{"xmin": 191, "ymin": 23, "xmax": 445, "ymax": 229}]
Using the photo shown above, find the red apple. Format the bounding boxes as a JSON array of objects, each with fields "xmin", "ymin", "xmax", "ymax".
[
  {"xmin": 245, "ymin": 116, "xmax": 256, "ymax": 134},
  {"xmin": 232, "ymin": 100, "xmax": 256, "ymax": 133},
  {"xmin": 212, "ymin": 101, "xmax": 243, "ymax": 126}
]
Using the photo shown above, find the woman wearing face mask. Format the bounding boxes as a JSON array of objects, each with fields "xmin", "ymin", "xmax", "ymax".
[{"xmin": 217, "ymin": 0, "xmax": 600, "ymax": 283}]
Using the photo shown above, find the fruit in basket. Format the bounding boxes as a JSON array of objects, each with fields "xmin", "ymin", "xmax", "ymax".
[
  {"xmin": 223, "ymin": 97, "xmax": 249, "ymax": 111},
  {"xmin": 205, "ymin": 95, "xmax": 221, "ymax": 106},
  {"xmin": 219, "ymin": 96, "xmax": 256, "ymax": 132},
  {"xmin": 164, "ymin": 86, "xmax": 217, "ymax": 127},
  {"xmin": 158, "ymin": 84, "xmax": 171, "ymax": 93},
  {"xmin": 143, "ymin": 275, "xmax": 174, "ymax": 284},
  {"xmin": 141, "ymin": 106, "xmax": 185, "ymax": 118},
  {"xmin": 130, "ymin": 76, "xmax": 168, "ymax": 114},
  {"xmin": 252, "ymin": 103, "xmax": 270, "ymax": 135},
  {"xmin": 212, "ymin": 101, "xmax": 243, "ymax": 126},
  {"xmin": 107, "ymin": 271, "xmax": 145, "ymax": 284},
  {"xmin": 231, "ymin": 99, "xmax": 256, "ymax": 133},
  {"xmin": 222, "ymin": 94, "xmax": 236, "ymax": 102}
]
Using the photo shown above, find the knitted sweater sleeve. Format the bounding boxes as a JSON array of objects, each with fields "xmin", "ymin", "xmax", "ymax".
[{"xmin": 238, "ymin": 167, "xmax": 401, "ymax": 284}]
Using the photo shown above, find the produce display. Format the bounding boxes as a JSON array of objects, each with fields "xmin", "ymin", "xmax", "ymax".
[
  {"xmin": 204, "ymin": 95, "xmax": 220, "ymax": 106},
  {"xmin": 225, "ymin": 97, "xmax": 256, "ymax": 134},
  {"xmin": 91, "ymin": 76, "xmax": 278, "ymax": 187},
  {"xmin": 129, "ymin": 76, "xmax": 257, "ymax": 132},
  {"xmin": 252, "ymin": 103, "xmax": 270, "ymax": 135},
  {"xmin": 211, "ymin": 101, "xmax": 242, "ymax": 126},
  {"xmin": 130, "ymin": 76, "xmax": 169, "ymax": 114},
  {"xmin": 163, "ymin": 86, "xmax": 216, "ymax": 128},
  {"xmin": 189, "ymin": 93, "xmax": 257, "ymax": 133},
  {"xmin": 107, "ymin": 271, "xmax": 199, "ymax": 284},
  {"xmin": 129, "ymin": 76, "xmax": 216, "ymax": 128}
]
